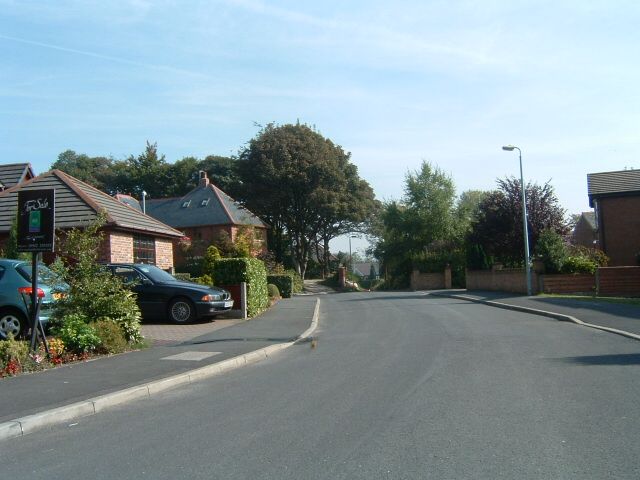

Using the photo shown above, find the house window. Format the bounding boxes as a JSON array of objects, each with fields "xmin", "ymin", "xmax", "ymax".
[{"xmin": 133, "ymin": 235, "xmax": 156, "ymax": 264}]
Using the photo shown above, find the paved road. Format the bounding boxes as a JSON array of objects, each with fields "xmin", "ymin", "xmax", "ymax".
[{"xmin": 3, "ymin": 292, "xmax": 640, "ymax": 479}]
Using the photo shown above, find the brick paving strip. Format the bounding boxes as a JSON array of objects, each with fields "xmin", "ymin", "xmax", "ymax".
[{"xmin": 142, "ymin": 318, "xmax": 244, "ymax": 345}]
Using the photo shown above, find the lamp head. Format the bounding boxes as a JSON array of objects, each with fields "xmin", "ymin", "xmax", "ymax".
[{"xmin": 502, "ymin": 145, "xmax": 516, "ymax": 151}]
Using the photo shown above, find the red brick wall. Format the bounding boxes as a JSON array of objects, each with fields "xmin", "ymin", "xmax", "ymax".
[
  {"xmin": 598, "ymin": 267, "xmax": 640, "ymax": 296},
  {"xmin": 541, "ymin": 274, "xmax": 596, "ymax": 294},
  {"xmin": 155, "ymin": 239, "xmax": 174, "ymax": 270},
  {"xmin": 108, "ymin": 232, "xmax": 134, "ymax": 264},
  {"xmin": 466, "ymin": 268, "xmax": 539, "ymax": 294},
  {"xmin": 598, "ymin": 196, "xmax": 640, "ymax": 266}
]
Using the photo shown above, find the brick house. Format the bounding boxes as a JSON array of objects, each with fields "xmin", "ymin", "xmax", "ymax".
[
  {"xmin": 0, "ymin": 170, "xmax": 183, "ymax": 269},
  {"xmin": 120, "ymin": 171, "xmax": 268, "ymax": 267},
  {"xmin": 587, "ymin": 169, "xmax": 640, "ymax": 266},
  {"xmin": 571, "ymin": 211, "xmax": 598, "ymax": 248}
]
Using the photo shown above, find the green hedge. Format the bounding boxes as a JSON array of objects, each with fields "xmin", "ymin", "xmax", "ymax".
[
  {"xmin": 214, "ymin": 258, "xmax": 269, "ymax": 317},
  {"xmin": 267, "ymin": 274, "xmax": 294, "ymax": 298}
]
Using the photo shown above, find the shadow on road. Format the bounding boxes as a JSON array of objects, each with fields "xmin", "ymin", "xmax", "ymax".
[{"xmin": 556, "ymin": 354, "xmax": 640, "ymax": 366}]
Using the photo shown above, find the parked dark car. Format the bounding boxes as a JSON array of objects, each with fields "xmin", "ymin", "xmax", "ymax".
[
  {"xmin": 0, "ymin": 258, "xmax": 66, "ymax": 339},
  {"xmin": 104, "ymin": 263, "xmax": 233, "ymax": 323}
]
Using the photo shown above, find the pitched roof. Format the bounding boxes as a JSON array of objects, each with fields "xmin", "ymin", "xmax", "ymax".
[
  {"xmin": 0, "ymin": 170, "xmax": 183, "ymax": 238},
  {"xmin": 0, "ymin": 163, "xmax": 35, "ymax": 190},
  {"xmin": 145, "ymin": 182, "xmax": 268, "ymax": 229},
  {"xmin": 587, "ymin": 169, "xmax": 640, "ymax": 205}
]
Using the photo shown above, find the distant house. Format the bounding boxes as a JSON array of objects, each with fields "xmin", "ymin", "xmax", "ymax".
[
  {"xmin": 587, "ymin": 169, "xmax": 640, "ymax": 266},
  {"xmin": 0, "ymin": 163, "xmax": 35, "ymax": 192},
  {"xmin": 571, "ymin": 211, "xmax": 598, "ymax": 248},
  {"xmin": 353, "ymin": 262, "xmax": 379, "ymax": 280},
  {"xmin": 117, "ymin": 171, "xmax": 268, "ymax": 267},
  {"xmin": 0, "ymin": 170, "xmax": 183, "ymax": 270}
]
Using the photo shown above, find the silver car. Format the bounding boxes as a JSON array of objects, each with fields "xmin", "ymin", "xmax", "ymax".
[{"xmin": 0, "ymin": 259, "xmax": 65, "ymax": 339}]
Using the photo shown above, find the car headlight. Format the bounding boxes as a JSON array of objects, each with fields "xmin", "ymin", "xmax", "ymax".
[{"xmin": 201, "ymin": 294, "xmax": 222, "ymax": 302}]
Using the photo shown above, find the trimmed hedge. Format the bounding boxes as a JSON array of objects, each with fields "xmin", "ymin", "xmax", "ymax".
[
  {"xmin": 214, "ymin": 258, "xmax": 269, "ymax": 317},
  {"xmin": 267, "ymin": 274, "xmax": 294, "ymax": 298}
]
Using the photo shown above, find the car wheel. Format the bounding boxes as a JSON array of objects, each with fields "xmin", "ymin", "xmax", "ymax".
[
  {"xmin": 168, "ymin": 298, "xmax": 196, "ymax": 324},
  {"xmin": 0, "ymin": 309, "xmax": 27, "ymax": 339}
]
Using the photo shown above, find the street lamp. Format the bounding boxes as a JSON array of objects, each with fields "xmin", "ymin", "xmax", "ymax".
[
  {"xmin": 348, "ymin": 234, "xmax": 358, "ymax": 274},
  {"xmin": 502, "ymin": 145, "xmax": 532, "ymax": 296}
]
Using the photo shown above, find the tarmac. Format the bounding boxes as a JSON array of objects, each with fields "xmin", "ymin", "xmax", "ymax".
[
  {"xmin": 2, "ymin": 286, "xmax": 639, "ymax": 442},
  {"xmin": 0, "ymin": 295, "xmax": 320, "ymax": 441}
]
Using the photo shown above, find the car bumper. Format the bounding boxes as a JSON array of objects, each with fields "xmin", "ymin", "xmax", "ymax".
[{"xmin": 195, "ymin": 299, "xmax": 234, "ymax": 317}]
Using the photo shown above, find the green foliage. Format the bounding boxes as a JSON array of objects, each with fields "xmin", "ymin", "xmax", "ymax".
[
  {"xmin": 535, "ymin": 229, "xmax": 567, "ymax": 274},
  {"xmin": 561, "ymin": 256, "xmax": 598, "ymax": 275},
  {"xmin": 237, "ymin": 122, "xmax": 377, "ymax": 278},
  {"xmin": 2, "ymin": 216, "xmax": 30, "ymax": 260},
  {"xmin": 267, "ymin": 274, "xmax": 294, "ymax": 298},
  {"xmin": 202, "ymin": 245, "xmax": 222, "ymax": 277},
  {"xmin": 267, "ymin": 283, "xmax": 281, "ymax": 299},
  {"xmin": 52, "ymin": 313, "xmax": 102, "ymax": 353},
  {"xmin": 373, "ymin": 161, "xmax": 461, "ymax": 288},
  {"xmin": 567, "ymin": 245, "xmax": 608, "ymax": 267},
  {"xmin": 93, "ymin": 319, "xmax": 128, "ymax": 354},
  {"xmin": 0, "ymin": 337, "xmax": 29, "ymax": 364},
  {"xmin": 51, "ymin": 213, "xmax": 142, "ymax": 343},
  {"xmin": 286, "ymin": 269, "xmax": 304, "ymax": 293},
  {"xmin": 466, "ymin": 244, "xmax": 490, "ymax": 270},
  {"xmin": 192, "ymin": 274, "xmax": 213, "ymax": 286},
  {"xmin": 173, "ymin": 272, "xmax": 191, "ymax": 282},
  {"xmin": 469, "ymin": 178, "xmax": 567, "ymax": 266},
  {"xmin": 213, "ymin": 258, "xmax": 269, "ymax": 317}
]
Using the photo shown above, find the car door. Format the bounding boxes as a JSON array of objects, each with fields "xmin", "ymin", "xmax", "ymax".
[{"xmin": 110, "ymin": 266, "xmax": 160, "ymax": 318}]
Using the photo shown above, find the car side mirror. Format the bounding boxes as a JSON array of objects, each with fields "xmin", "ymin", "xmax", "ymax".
[{"xmin": 142, "ymin": 278, "xmax": 153, "ymax": 286}]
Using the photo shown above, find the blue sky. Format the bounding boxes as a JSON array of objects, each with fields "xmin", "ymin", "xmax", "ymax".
[{"xmin": 1, "ymin": 0, "xmax": 639, "ymax": 255}]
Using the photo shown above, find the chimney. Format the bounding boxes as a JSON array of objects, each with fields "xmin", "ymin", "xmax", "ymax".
[{"xmin": 198, "ymin": 170, "xmax": 209, "ymax": 187}]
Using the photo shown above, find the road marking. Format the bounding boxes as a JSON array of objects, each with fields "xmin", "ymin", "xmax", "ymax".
[{"xmin": 161, "ymin": 351, "xmax": 222, "ymax": 361}]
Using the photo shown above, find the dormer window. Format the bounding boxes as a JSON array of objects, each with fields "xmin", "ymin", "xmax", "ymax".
[
  {"xmin": 182, "ymin": 200, "xmax": 191, "ymax": 208},
  {"xmin": 201, "ymin": 198, "xmax": 210, "ymax": 207}
]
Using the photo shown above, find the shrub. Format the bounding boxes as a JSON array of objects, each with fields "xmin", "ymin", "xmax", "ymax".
[
  {"xmin": 0, "ymin": 337, "xmax": 29, "ymax": 376},
  {"xmin": 267, "ymin": 284, "xmax": 281, "ymax": 299},
  {"xmin": 534, "ymin": 229, "xmax": 567, "ymax": 274},
  {"xmin": 93, "ymin": 319, "xmax": 128, "ymax": 354},
  {"xmin": 202, "ymin": 245, "xmax": 222, "ymax": 278},
  {"xmin": 561, "ymin": 256, "xmax": 598, "ymax": 275},
  {"xmin": 267, "ymin": 274, "xmax": 294, "ymax": 298},
  {"xmin": 52, "ymin": 313, "xmax": 101, "ymax": 353},
  {"xmin": 285, "ymin": 269, "xmax": 304, "ymax": 293},
  {"xmin": 213, "ymin": 258, "xmax": 269, "ymax": 317},
  {"xmin": 173, "ymin": 272, "xmax": 191, "ymax": 282},
  {"xmin": 51, "ymin": 213, "xmax": 142, "ymax": 343},
  {"xmin": 192, "ymin": 274, "xmax": 213, "ymax": 286},
  {"xmin": 466, "ymin": 243, "xmax": 490, "ymax": 270}
]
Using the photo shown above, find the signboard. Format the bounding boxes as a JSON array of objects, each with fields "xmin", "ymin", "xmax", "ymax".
[{"xmin": 17, "ymin": 189, "xmax": 56, "ymax": 252}]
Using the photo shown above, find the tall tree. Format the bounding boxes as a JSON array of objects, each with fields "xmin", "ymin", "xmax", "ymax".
[
  {"xmin": 237, "ymin": 123, "xmax": 375, "ymax": 278},
  {"xmin": 51, "ymin": 150, "xmax": 113, "ymax": 191},
  {"xmin": 372, "ymin": 162, "xmax": 459, "ymax": 286},
  {"xmin": 469, "ymin": 177, "xmax": 567, "ymax": 266}
]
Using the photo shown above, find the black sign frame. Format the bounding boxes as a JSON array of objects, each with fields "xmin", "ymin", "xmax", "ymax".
[{"xmin": 17, "ymin": 189, "xmax": 56, "ymax": 253}]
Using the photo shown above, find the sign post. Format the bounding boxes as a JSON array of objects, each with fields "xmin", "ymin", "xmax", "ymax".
[{"xmin": 16, "ymin": 189, "xmax": 55, "ymax": 353}]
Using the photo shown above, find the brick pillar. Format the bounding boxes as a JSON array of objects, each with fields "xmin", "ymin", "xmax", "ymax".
[
  {"xmin": 338, "ymin": 266, "xmax": 346, "ymax": 288},
  {"xmin": 444, "ymin": 265, "xmax": 452, "ymax": 289}
]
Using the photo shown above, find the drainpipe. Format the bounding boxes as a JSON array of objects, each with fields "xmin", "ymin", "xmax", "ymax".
[{"xmin": 142, "ymin": 190, "xmax": 147, "ymax": 214}]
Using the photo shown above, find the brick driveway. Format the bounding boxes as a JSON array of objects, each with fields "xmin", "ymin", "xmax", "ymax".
[{"xmin": 141, "ymin": 317, "xmax": 243, "ymax": 346}]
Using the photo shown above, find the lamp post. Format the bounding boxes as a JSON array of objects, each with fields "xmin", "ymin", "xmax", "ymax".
[
  {"xmin": 348, "ymin": 234, "xmax": 358, "ymax": 274},
  {"xmin": 502, "ymin": 145, "xmax": 532, "ymax": 296}
]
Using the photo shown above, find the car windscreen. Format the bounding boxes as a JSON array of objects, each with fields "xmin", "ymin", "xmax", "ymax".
[
  {"xmin": 16, "ymin": 263, "xmax": 61, "ymax": 285},
  {"xmin": 135, "ymin": 265, "xmax": 178, "ymax": 283}
]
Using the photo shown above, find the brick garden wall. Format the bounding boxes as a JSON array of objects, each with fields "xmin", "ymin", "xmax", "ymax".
[
  {"xmin": 598, "ymin": 267, "xmax": 640, "ymax": 296},
  {"xmin": 540, "ymin": 274, "xmax": 596, "ymax": 294},
  {"xmin": 466, "ymin": 268, "xmax": 538, "ymax": 294}
]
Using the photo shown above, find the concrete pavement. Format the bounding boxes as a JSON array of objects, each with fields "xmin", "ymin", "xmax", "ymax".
[{"xmin": 0, "ymin": 295, "xmax": 320, "ymax": 441}]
